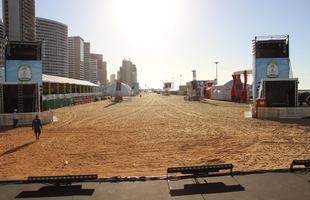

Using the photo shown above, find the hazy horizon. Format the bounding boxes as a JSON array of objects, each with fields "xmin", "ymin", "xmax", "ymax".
[{"xmin": 1, "ymin": 0, "xmax": 309, "ymax": 89}]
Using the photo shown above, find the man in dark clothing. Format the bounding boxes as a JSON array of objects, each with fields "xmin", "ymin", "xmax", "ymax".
[
  {"xmin": 12, "ymin": 109, "xmax": 18, "ymax": 128},
  {"xmin": 32, "ymin": 115, "xmax": 43, "ymax": 140}
]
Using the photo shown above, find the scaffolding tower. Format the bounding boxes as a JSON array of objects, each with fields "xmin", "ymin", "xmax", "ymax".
[{"xmin": 0, "ymin": 84, "xmax": 3, "ymax": 113}]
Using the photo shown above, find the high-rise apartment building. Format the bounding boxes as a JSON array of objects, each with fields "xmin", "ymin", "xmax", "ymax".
[
  {"xmin": 0, "ymin": 19, "xmax": 5, "ymax": 68},
  {"xmin": 89, "ymin": 53, "xmax": 107, "ymax": 85},
  {"xmin": 83, "ymin": 42, "xmax": 90, "ymax": 81},
  {"xmin": 0, "ymin": 19, "xmax": 4, "ymax": 39},
  {"xmin": 99, "ymin": 61, "xmax": 107, "ymax": 86},
  {"xmin": 119, "ymin": 59, "xmax": 137, "ymax": 87},
  {"xmin": 117, "ymin": 70, "xmax": 121, "ymax": 81},
  {"xmin": 89, "ymin": 55, "xmax": 98, "ymax": 83},
  {"xmin": 36, "ymin": 17, "xmax": 68, "ymax": 77},
  {"xmin": 2, "ymin": 0, "xmax": 36, "ymax": 41},
  {"xmin": 132, "ymin": 64, "xmax": 137, "ymax": 84},
  {"xmin": 68, "ymin": 36, "xmax": 84, "ymax": 80},
  {"xmin": 0, "ymin": 19, "xmax": 4, "ymax": 83},
  {"xmin": 110, "ymin": 74, "xmax": 116, "ymax": 85}
]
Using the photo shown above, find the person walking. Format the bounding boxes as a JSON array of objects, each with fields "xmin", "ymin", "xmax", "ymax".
[
  {"xmin": 12, "ymin": 109, "xmax": 18, "ymax": 128},
  {"xmin": 32, "ymin": 115, "xmax": 43, "ymax": 140}
]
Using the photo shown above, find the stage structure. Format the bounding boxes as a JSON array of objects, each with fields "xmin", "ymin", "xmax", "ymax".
[{"xmin": 0, "ymin": 41, "xmax": 42, "ymax": 113}]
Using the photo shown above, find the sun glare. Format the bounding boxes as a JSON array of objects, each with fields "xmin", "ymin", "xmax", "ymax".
[{"xmin": 111, "ymin": 0, "xmax": 183, "ymax": 43}]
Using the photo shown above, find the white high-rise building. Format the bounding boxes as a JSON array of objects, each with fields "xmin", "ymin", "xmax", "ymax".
[
  {"xmin": 68, "ymin": 36, "xmax": 84, "ymax": 80},
  {"xmin": 83, "ymin": 42, "xmax": 91, "ymax": 81},
  {"xmin": 110, "ymin": 74, "xmax": 116, "ymax": 85},
  {"xmin": 90, "ymin": 53, "xmax": 107, "ymax": 85},
  {"xmin": 2, "ymin": 0, "xmax": 36, "ymax": 42},
  {"xmin": 0, "ymin": 19, "xmax": 5, "ymax": 69},
  {"xmin": 119, "ymin": 59, "xmax": 138, "ymax": 87},
  {"xmin": 36, "ymin": 17, "xmax": 68, "ymax": 77},
  {"xmin": 90, "ymin": 55, "xmax": 98, "ymax": 83}
]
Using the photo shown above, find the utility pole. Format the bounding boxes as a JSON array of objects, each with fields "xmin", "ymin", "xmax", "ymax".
[
  {"xmin": 179, "ymin": 74, "xmax": 182, "ymax": 86},
  {"xmin": 214, "ymin": 61, "xmax": 219, "ymax": 85}
]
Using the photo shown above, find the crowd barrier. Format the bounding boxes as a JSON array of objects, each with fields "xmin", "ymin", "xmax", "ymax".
[{"xmin": 0, "ymin": 111, "xmax": 53, "ymax": 126}]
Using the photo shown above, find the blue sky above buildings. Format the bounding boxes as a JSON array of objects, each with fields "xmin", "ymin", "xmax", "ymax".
[{"xmin": 1, "ymin": 0, "xmax": 309, "ymax": 89}]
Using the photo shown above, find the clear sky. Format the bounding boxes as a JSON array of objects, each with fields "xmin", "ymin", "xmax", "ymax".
[{"xmin": 1, "ymin": 0, "xmax": 309, "ymax": 89}]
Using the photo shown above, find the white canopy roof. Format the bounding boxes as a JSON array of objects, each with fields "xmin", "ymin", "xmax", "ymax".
[
  {"xmin": 108, "ymin": 82, "xmax": 133, "ymax": 96},
  {"xmin": 43, "ymin": 74, "xmax": 98, "ymax": 87}
]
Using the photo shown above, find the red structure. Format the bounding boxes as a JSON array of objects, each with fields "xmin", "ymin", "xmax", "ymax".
[
  {"xmin": 204, "ymin": 82, "xmax": 214, "ymax": 98},
  {"xmin": 231, "ymin": 70, "xmax": 252, "ymax": 103}
]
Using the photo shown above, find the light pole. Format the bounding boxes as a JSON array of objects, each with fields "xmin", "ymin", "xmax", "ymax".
[
  {"xmin": 179, "ymin": 74, "xmax": 182, "ymax": 86},
  {"xmin": 214, "ymin": 61, "xmax": 219, "ymax": 85}
]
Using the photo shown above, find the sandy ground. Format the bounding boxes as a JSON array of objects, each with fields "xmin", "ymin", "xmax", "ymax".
[{"xmin": 0, "ymin": 93, "xmax": 309, "ymax": 179}]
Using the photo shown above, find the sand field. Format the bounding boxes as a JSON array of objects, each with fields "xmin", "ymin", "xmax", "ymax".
[{"xmin": 0, "ymin": 93, "xmax": 309, "ymax": 179}]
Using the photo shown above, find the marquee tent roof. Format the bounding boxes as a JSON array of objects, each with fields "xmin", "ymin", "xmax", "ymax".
[{"xmin": 43, "ymin": 74, "xmax": 98, "ymax": 87}]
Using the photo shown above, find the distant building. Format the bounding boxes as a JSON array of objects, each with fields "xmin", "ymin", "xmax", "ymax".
[
  {"xmin": 90, "ymin": 53, "xmax": 107, "ymax": 86},
  {"xmin": 0, "ymin": 19, "xmax": 3, "ymax": 39},
  {"xmin": 83, "ymin": 42, "xmax": 90, "ymax": 81},
  {"xmin": 117, "ymin": 70, "xmax": 121, "ymax": 81},
  {"xmin": 132, "ymin": 64, "xmax": 137, "ymax": 84},
  {"xmin": 89, "ymin": 55, "xmax": 98, "ymax": 83},
  {"xmin": 99, "ymin": 61, "xmax": 107, "ymax": 86},
  {"xmin": 0, "ymin": 19, "xmax": 5, "ymax": 68},
  {"xmin": 90, "ymin": 54, "xmax": 101, "ymax": 83},
  {"xmin": 36, "ymin": 17, "xmax": 68, "ymax": 77},
  {"xmin": 68, "ymin": 36, "xmax": 84, "ymax": 80},
  {"xmin": 110, "ymin": 74, "xmax": 116, "ymax": 85},
  {"xmin": 2, "ymin": 0, "xmax": 36, "ymax": 41},
  {"xmin": 119, "ymin": 59, "xmax": 137, "ymax": 87}
]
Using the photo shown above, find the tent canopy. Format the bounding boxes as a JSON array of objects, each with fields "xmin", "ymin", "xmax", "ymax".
[
  {"xmin": 108, "ymin": 82, "xmax": 133, "ymax": 96},
  {"xmin": 43, "ymin": 74, "xmax": 98, "ymax": 87}
]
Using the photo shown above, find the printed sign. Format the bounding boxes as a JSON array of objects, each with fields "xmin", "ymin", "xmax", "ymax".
[
  {"xmin": 254, "ymin": 58, "xmax": 290, "ymax": 98},
  {"xmin": 267, "ymin": 62, "xmax": 279, "ymax": 78},
  {"xmin": 18, "ymin": 64, "xmax": 32, "ymax": 81},
  {"xmin": 6, "ymin": 60, "xmax": 42, "ymax": 85}
]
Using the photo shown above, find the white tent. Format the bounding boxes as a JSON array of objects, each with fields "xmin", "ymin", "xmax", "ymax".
[
  {"xmin": 108, "ymin": 82, "xmax": 133, "ymax": 96},
  {"xmin": 211, "ymin": 80, "xmax": 233, "ymax": 101},
  {"xmin": 43, "ymin": 74, "xmax": 98, "ymax": 87}
]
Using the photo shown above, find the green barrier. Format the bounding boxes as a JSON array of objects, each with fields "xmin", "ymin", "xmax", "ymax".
[
  {"xmin": 66, "ymin": 98, "xmax": 73, "ymax": 106},
  {"xmin": 42, "ymin": 97, "xmax": 77, "ymax": 110},
  {"xmin": 59, "ymin": 98, "xmax": 66, "ymax": 107},
  {"xmin": 42, "ymin": 100, "xmax": 48, "ymax": 111},
  {"xmin": 48, "ymin": 99, "xmax": 55, "ymax": 109},
  {"xmin": 56, "ymin": 99, "xmax": 62, "ymax": 108}
]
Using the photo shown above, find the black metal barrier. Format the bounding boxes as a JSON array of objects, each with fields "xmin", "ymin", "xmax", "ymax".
[
  {"xmin": 167, "ymin": 164, "xmax": 233, "ymax": 190},
  {"xmin": 27, "ymin": 174, "xmax": 98, "ymax": 186},
  {"xmin": 290, "ymin": 160, "xmax": 310, "ymax": 172}
]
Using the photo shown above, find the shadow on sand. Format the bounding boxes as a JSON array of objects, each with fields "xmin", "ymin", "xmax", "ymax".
[
  {"xmin": 200, "ymin": 101, "xmax": 219, "ymax": 106},
  {"xmin": 104, "ymin": 102, "xmax": 118, "ymax": 108},
  {"xmin": 0, "ymin": 126, "xmax": 14, "ymax": 133},
  {"xmin": 261, "ymin": 118, "xmax": 310, "ymax": 128},
  {"xmin": 0, "ymin": 141, "xmax": 36, "ymax": 157}
]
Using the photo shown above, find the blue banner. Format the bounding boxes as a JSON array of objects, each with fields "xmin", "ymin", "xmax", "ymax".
[
  {"xmin": 5, "ymin": 60, "xmax": 42, "ymax": 85},
  {"xmin": 255, "ymin": 58, "xmax": 290, "ymax": 85},
  {"xmin": 254, "ymin": 58, "xmax": 290, "ymax": 97}
]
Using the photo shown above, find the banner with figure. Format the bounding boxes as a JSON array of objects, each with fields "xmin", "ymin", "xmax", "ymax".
[{"xmin": 5, "ymin": 60, "xmax": 42, "ymax": 85}]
